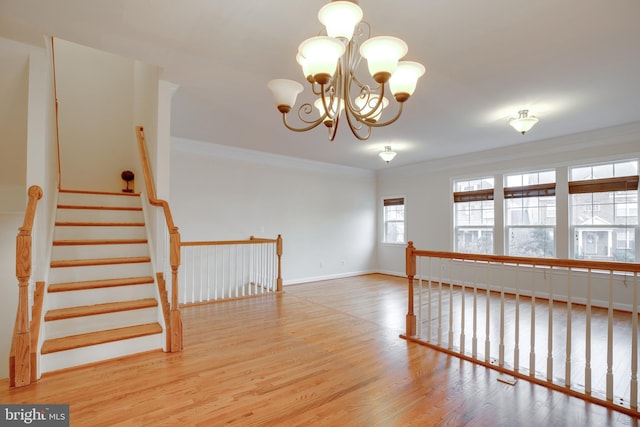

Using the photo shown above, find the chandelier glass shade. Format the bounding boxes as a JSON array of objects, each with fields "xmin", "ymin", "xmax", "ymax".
[
  {"xmin": 268, "ymin": 0, "xmax": 425, "ymax": 141},
  {"xmin": 378, "ymin": 146, "xmax": 397, "ymax": 163},
  {"xmin": 509, "ymin": 110, "xmax": 539, "ymax": 135}
]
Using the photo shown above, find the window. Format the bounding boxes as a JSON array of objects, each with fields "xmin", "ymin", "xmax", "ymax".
[
  {"xmin": 454, "ymin": 177, "xmax": 494, "ymax": 254},
  {"xmin": 504, "ymin": 170, "xmax": 556, "ymax": 257},
  {"xmin": 383, "ymin": 197, "xmax": 405, "ymax": 244},
  {"xmin": 569, "ymin": 160, "xmax": 639, "ymax": 262}
]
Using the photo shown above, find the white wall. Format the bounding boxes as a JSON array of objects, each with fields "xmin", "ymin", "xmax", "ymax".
[
  {"xmin": 55, "ymin": 39, "xmax": 136, "ymax": 192},
  {"xmin": 170, "ymin": 138, "xmax": 377, "ymax": 284},
  {"xmin": 0, "ymin": 37, "xmax": 31, "ymax": 380},
  {"xmin": 377, "ymin": 122, "xmax": 640, "ymax": 276}
]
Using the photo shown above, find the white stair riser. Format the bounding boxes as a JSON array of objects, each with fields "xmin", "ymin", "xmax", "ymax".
[
  {"xmin": 49, "ymin": 262, "xmax": 153, "ymax": 284},
  {"xmin": 40, "ymin": 334, "xmax": 163, "ymax": 374},
  {"xmin": 44, "ymin": 308, "xmax": 159, "ymax": 339},
  {"xmin": 51, "ymin": 243, "xmax": 149, "ymax": 261},
  {"xmin": 54, "ymin": 225, "xmax": 147, "ymax": 240},
  {"xmin": 58, "ymin": 193, "xmax": 141, "ymax": 208},
  {"xmin": 56, "ymin": 208, "xmax": 144, "ymax": 223},
  {"xmin": 47, "ymin": 284, "xmax": 156, "ymax": 309}
]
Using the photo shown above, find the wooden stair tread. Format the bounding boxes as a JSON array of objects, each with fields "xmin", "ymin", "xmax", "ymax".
[
  {"xmin": 59, "ymin": 189, "xmax": 141, "ymax": 197},
  {"xmin": 55, "ymin": 221, "xmax": 145, "ymax": 227},
  {"xmin": 51, "ymin": 256, "xmax": 151, "ymax": 268},
  {"xmin": 57, "ymin": 204, "xmax": 142, "ymax": 211},
  {"xmin": 53, "ymin": 239, "xmax": 148, "ymax": 246},
  {"xmin": 45, "ymin": 298, "xmax": 158, "ymax": 321},
  {"xmin": 49, "ymin": 276, "xmax": 155, "ymax": 292},
  {"xmin": 41, "ymin": 323, "xmax": 162, "ymax": 354}
]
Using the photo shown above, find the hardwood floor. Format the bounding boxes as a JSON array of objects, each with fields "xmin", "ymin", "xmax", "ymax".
[{"xmin": 1, "ymin": 274, "xmax": 638, "ymax": 426}]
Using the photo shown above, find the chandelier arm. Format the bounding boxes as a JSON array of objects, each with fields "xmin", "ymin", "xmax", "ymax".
[
  {"xmin": 327, "ymin": 114, "xmax": 339, "ymax": 141},
  {"xmin": 281, "ymin": 112, "xmax": 326, "ymax": 133},
  {"xmin": 362, "ymin": 101, "xmax": 405, "ymax": 128},
  {"xmin": 343, "ymin": 105, "xmax": 372, "ymax": 141}
]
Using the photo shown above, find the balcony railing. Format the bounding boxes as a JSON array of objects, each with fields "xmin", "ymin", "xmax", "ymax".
[{"xmin": 403, "ymin": 242, "xmax": 640, "ymax": 417}]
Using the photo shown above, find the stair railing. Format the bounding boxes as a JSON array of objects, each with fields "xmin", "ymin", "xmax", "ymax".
[
  {"xmin": 135, "ymin": 126, "xmax": 182, "ymax": 352},
  {"xmin": 404, "ymin": 242, "xmax": 640, "ymax": 417},
  {"xmin": 10, "ymin": 185, "xmax": 43, "ymax": 387},
  {"xmin": 180, "ymin": 235, "xmax": 283, "ymax": 304}
]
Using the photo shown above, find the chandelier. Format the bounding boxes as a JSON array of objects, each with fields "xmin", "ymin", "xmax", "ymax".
[{"xmin": 267, "ymin": 0, "xmax": 425, "ymax": 141}]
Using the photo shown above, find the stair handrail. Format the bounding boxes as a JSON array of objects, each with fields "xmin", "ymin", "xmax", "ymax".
[
  {"xmin": 10, "ymin": 185, "xmax": 43, "ymax": 387},
  {"xmin": 135, "ymin": 125, "xmax": 182, "ymax": 352}
]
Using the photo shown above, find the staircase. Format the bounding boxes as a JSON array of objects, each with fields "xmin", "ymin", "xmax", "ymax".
[{"xmin": 40, "ymin": 189, "xmax": 165, "ymax": 373}]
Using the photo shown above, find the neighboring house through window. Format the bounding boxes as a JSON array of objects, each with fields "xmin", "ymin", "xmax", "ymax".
[
  {"xmin": 504, "ymin": 170, "xmax": 556, "ymax": 257},
  {"xmin": 454, "ymin": 177, "xmax": 494, "ymax": 254},
  {"xmin": 569, "ymin": 160, "xmax": 639, "ymax": 262}
]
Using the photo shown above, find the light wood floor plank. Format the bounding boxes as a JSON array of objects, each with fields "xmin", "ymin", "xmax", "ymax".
[{"xmin": 1, "ymin": 274, "xmax": 637, "ymax": 426}]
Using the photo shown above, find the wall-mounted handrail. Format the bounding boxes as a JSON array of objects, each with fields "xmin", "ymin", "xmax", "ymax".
[
  {"xmin": 51, "ymin": 37, "xmax": 62, "ymax": 189},
  {"xmin": 404, "ymin": 242, "xmax": 640, "ymax": 418},
  {"xmin": 10, "ymin": 185, "xmax": 43, "ymax": 387},
  {"xmin": 135, "ymin": 125, "xmax": 182, "ymax": 352}
]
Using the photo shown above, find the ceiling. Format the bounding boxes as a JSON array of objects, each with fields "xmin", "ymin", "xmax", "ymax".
[{"xmin": 1, "ymin": 0, "xmax": 639, "ymax": 171}]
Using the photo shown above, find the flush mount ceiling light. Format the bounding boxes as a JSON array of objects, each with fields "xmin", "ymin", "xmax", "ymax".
[
  {"xmin": 378, "ymin": 146, "xmax": 397, "ymax": 163},
  {"xmin": 509, "ymin": 110, "xmax": 539, "ymax": 135},
  {"xmin": 267, "ymin": 0, "xmax": 426, "ymax": 141}
]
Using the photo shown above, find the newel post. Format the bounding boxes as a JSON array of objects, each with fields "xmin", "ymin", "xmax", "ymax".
[
  {"xmin": 13, "ymin": 185, "xmax": 43, "ymax": 386},
  {"xmin": 14, "ymin": 228, "xmax": 32, "ymax": 386},
  {"xmin": 276, "ymin": 234, "xmax": 283, "ymax": 292},
  {"xmin": 406, "ymin": 241, "xmax": 417, "ymax": 337},
  {"xmin": 169, "ymin": 227, "xmax": 183, "ymax": 351}
]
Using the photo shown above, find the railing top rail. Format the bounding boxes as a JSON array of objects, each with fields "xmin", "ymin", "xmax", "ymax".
[
  {"xmin": 409, "ymin": 246, "xmax": 640, "ymax": 273},
  {"xmin": 135, "ymin": 126, "xmax": 178, "ymax": 232},
  {"xmin": 182, "ymin": 237, "xmax": 278, "ymax": 247}
]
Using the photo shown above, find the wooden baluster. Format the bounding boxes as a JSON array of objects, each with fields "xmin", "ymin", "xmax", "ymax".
[
  {"xmin": 206, "ymin": 246, "xmax": 211, "ymax": 301},
  {"xmin": 460, "ymin": 260, "xmax": 466, "ymax": 355},
  {"xmin": 530, "ymin": 264, "xmax": 537, "ymax": 377},
  {"xmin": 448, "ymin": 258, "xmax": 454, "ymax": 350},
  {"xmin": 427, "ymin": 257, "xmax": 432, "ymax": 342},
  {"xmin": 547, "ymin": 266, "xmax": 554, "ymax": 381},
  {"xmin": 277, "ymin": 235, "xmax": 284, "ymax": 292},
  {"xmin": 632, "ymin": 272, "xmax": 638, "ymax": 409},
  {"xmin": 585, "ymin": 268, "xmax": 592, "ymax": 394},
  {"xmin": 417, "ymin": 257, "xmax": 423, "ymax": 338},
  {"xmin": 565, "ymin": 268, "xmax": 573, "ymax": 387},
  {"xmin": 499, "ymin": 262, "xmax": 505, "ymax": 367},
  {"xmin": 514, "ymin": 264, "xmax": 520, "ymax": 372},
  {"xmin": 485, "ymin": 261, "xmax": 491, "ymax": 363},
  {"xmin": 200, "ymin": 246, "xmax": 205, "ymax": 302},
  {"xmin": 472, "ymin": 260, "xmax": 478, "ymax": 359},
  {"xmin": 235, "ymin": 245, "xmax": 240, "ymax": 298},
  {"xmin": 405, "ymin": 242, "xmax": 416, "ymax": 337},
  {"xmin": 438, "ymin": 257, "xmax": 443, "ymax": 346},
  {"xmin": 606, "ymin": 270, "xmax": 614, "ymax": 401}
]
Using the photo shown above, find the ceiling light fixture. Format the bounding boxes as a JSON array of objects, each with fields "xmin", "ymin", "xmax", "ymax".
[
  {"xmin": 509, "ymin": 110, "xmax": 539, "ymax": 135},
  {"xmin": 378, "ymin": 146, "xmax": 397, "ymax": 163},
  {"xmin": 267, "ymin": 0, "xmax": 425, "ymax": 141}
]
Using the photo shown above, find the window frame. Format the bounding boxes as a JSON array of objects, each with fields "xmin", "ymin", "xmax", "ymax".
[
  {"xmin": 569, "ymin": 160, "xmax": 639, "ymax": 262},
  {"xmin": 503, "ymin": 170, "xmax": 557, "ymax": 258},
  {"xmin": 381, "ymin": 196, "xmax": 406, "ymax": 245},
  {"xmin": 453, "ymin": 177, "xmax": 495, "ymax": 254}
]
